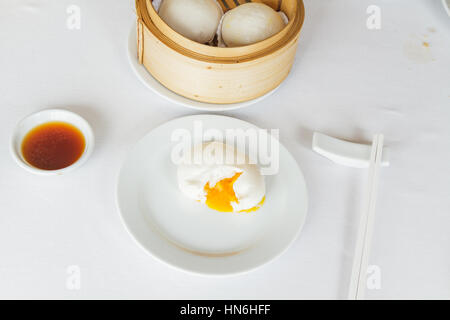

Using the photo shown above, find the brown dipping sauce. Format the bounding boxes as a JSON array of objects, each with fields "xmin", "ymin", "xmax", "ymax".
[{"xmin": 21, "ymin": 121, "xmax": 85, "ymax": 170}]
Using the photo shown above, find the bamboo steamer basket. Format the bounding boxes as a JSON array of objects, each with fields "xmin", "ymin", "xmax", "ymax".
[{"xmin": 136, "ymin": 0, "xmax": 305, "ymax": 104}]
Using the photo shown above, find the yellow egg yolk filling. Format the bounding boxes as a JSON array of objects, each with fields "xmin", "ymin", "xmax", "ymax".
[
  {"xmin": 238, "ymin": 196, "xmax": 265, "ymax": 213},
  {"xmin": 203, "ymin": 172, "xmax": 264, "ymax": 213}
]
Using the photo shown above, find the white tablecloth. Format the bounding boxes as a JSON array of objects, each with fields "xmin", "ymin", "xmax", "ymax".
[{"xmin": 0, "ymin": 0, "xmax": 449, "ymax": 299}]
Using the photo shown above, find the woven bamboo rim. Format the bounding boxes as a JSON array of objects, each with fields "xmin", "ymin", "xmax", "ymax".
[
  {"xmin": 136, "ymin": 0, "xmax": 305, "ymax": 64},
  {"xmin": 144, "ymin": 0, "xmax": 297, "ymax": 58}
]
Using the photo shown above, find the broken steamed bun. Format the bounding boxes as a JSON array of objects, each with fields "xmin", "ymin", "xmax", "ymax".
[{"xmin": 177, "ymin": 141, "xmax": 265, "ymax": 213}]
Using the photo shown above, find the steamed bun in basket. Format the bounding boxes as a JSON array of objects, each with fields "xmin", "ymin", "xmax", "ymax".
[
  {"xmin": 221, "ymin": 3, "xmax": 286, "ymax": 47},
  {"xmin": 158, "ymin": 0, "xmax": 223, "ymax": 44}
]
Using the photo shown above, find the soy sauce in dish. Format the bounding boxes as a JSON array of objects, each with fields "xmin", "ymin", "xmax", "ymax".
[{"xmin": 21, "ymin": 121, "xmax": 85, "ymax": 170}]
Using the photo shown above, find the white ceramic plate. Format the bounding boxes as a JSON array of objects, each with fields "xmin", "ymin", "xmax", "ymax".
[
  {"xmin": 127, "ymin": 26, "xmax": 279, "ymax": 111},
  {"xmin": 443, "ymin": 0, "xmax": 450, "ymax": 17},
  {"xmin": 117, "ymin": 114, "xmax": 308, "ymax": 275}
]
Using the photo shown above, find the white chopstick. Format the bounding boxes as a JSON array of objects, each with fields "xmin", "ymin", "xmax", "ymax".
[{"xmin": 348, "ymin": 134, "xmax": 384, "ymax": 300}]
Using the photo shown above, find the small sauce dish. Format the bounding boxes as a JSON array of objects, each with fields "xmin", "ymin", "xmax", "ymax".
[{"xmin": 10, "ymin": 109, "xmax": 94, "ymax": 175}]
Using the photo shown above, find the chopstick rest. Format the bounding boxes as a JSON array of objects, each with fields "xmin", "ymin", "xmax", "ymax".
[{"xmin": 312, "ymin": 132, "xmax": 389, "ymax": 168}]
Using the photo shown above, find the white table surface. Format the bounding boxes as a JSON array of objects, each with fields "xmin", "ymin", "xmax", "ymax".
[{"xmin": 1, "ymin": 0, "xmax": 449, "ymax": 300}]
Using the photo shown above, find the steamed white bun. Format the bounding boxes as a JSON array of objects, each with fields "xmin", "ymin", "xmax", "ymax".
[
  {"xmin": 159, "ymin": 0, "xmax": 223, "ymax": 44},
  {"xmin": 221, "ymin": 3, "xmax": 286, "ymax": 47}
]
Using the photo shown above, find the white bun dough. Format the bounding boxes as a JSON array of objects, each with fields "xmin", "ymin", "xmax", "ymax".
[
  {"xmin": 159, "ymin": 0, "xmax": 223, "ymax": 44},
  {"xmin": 221, "ymin": 3, "xmax": 286, "ymax": 47}
]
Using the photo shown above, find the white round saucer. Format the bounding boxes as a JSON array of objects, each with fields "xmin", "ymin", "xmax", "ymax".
[
  {"xmin": 116, "ymin": 114, "xmax": 308, "ymax": 275},
  {"xmin": 10, "ymin": 109, "xmax": 94, "ymax": 176},
  {"xmin": 443, "ymin": 0, "xmax": 450, "ymax": 17},
  {"xmin": 127, "ymin": 26, "xmax": 279, "ymax": 111}
]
